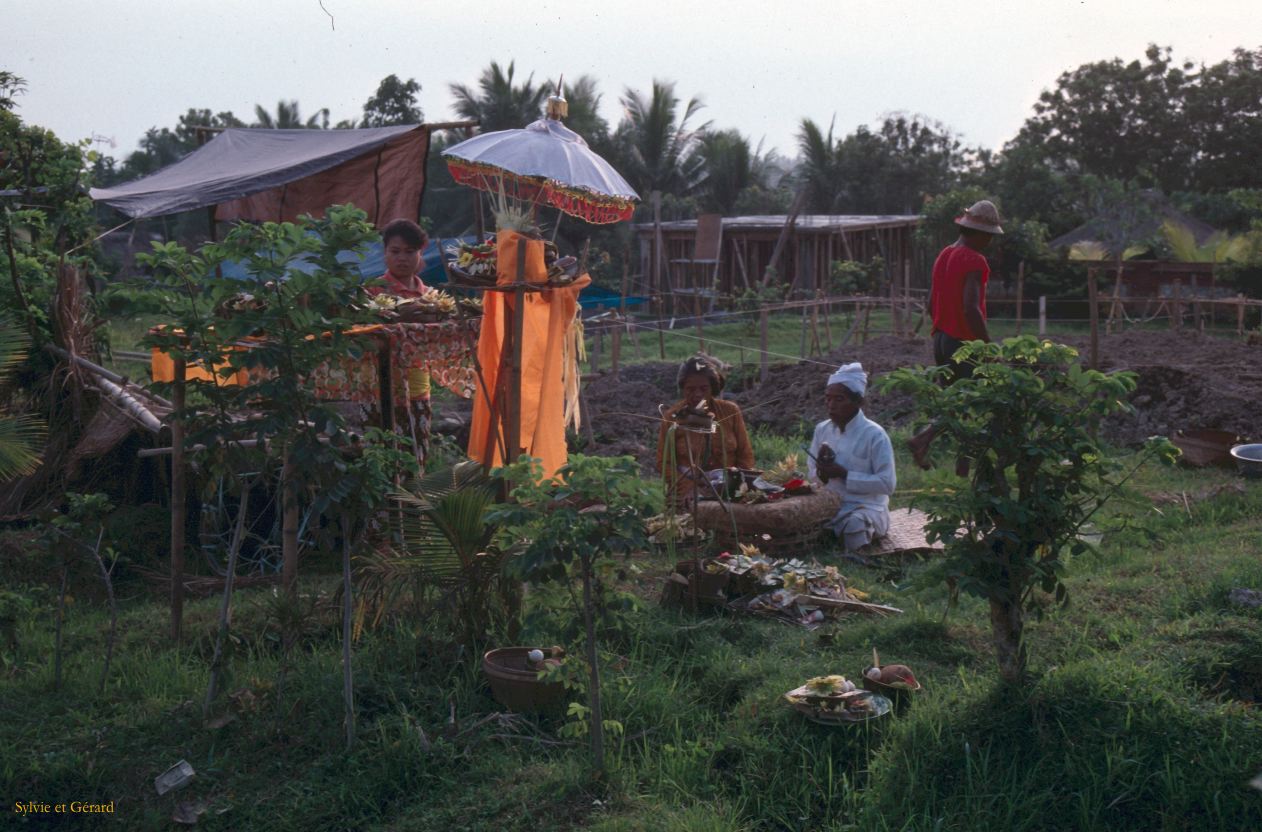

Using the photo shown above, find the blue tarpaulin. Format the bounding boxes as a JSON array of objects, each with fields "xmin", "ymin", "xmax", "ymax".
[{"xmin": 215, "ymin": 238, "xmax": 647, "ymax": 309}]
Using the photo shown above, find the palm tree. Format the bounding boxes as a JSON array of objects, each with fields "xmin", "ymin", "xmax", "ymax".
[
  {"xmin": 795, "ymin": 117, "xmax": 843, "ymax": 212},
  {"xmin": 613, "ymin": 80, "xmax": 709, "ymax": 198},
  {"xmin": 252, "ymin": 100, "xmax": 329, "ymax": 129},
  {"xmin": 694, "ymin": 129, "xmax": 768, "ymax": 215},
  {"xmin": 449, "ymin": 61, "xmax": 549, "ymax": 132}
]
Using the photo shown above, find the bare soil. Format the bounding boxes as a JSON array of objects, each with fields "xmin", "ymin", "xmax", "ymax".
[{"xmin": 434, "ymin": 330, "xmax": 1261, "ymax": 470}]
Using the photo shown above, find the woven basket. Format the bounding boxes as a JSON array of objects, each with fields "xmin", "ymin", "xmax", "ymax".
[{"xmin": 693, "ymin": 491, "xmax": 841, "ymax": 554}]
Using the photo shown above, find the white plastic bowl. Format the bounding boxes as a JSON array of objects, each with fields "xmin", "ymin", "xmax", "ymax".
[{"xmin": 1229, "ymin": 443, "xmax": 1262, "ymax": 478}]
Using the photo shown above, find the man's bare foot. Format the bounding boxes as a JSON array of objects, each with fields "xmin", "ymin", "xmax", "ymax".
[{"xmin": 907, "ymin": 436, "xmax": 932, "ymax": 470}]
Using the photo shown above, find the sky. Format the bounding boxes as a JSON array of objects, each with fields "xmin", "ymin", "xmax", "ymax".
[{"xmin": 3, "ymin": 0, "xmax": 1259, "ymax": 164}]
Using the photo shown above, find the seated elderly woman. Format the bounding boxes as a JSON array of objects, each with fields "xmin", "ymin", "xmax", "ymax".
[{"xmin": 657, "ymin": 354, "xmax": 755, "ymax": 502}]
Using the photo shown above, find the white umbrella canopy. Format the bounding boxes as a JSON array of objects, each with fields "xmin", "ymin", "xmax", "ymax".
[{"xmin": 443, "ymin": 105, "xmax": 638, "ymax": 225}]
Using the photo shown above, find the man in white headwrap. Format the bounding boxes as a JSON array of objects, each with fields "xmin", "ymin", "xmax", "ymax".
[{"xmin": 807, "ymin": 363, "xmax": 897, "ymax": 552}]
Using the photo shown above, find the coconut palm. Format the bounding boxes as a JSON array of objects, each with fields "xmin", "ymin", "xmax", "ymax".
[
  {"xmin": 449, "ymin": 61, "xmax": 550, "ymax": 133},
  {"xmin": 694, "ymin": 128, "xmax": 771, "ymax": 215},
  {"xmin": 796, "ymin": 117, "xmax": 843, "ymax": 212},
  {"xmin": 252, "ymin": 100, "xmax": 329, "ymax": 129},
  {"xmin": 613, "ymin": 80, "xmax": 709, "ymax": 198}
]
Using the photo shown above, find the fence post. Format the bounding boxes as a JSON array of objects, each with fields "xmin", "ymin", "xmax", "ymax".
[
  {"xmin": 591, "ymin": 304, "xmax": 604, "ymax": 373},
  {"xmin": 610, "ymin": 316, "xmax": 622, "ymax": 377},
  {"xmin": 1172, "ymin": 280, "xmax": 1182, "ymax": 330},
  {"xmin": 1087, "ymin": 269, "xmax": 1100, "ymax": 371},
  {"xmin": 759, "ymin": 307, "xmax": 769, "ymax": 384},
  {"xmin": 1038, "ymin": 296, "xmax": 1046, "ymax": 336},
  {"xmin": 1238, "ymin": 293, "xmax": 1247, "ymax": 336},
  {"xmin": 1015, "ymin": 260, "xmax": 1025, "ymax": 335},
  {"xmin": 1191, "ymin": 275, "xmax": 1203, "ymax": 333}
]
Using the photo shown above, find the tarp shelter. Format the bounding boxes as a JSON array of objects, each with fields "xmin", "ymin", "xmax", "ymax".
[{"xmin": 90, "ymin": 124, "xmax": 471, "ymax": 227}]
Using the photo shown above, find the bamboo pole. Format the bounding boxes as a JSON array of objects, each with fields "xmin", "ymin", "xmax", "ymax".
[
  {"xmin": 1087, "ymin": 269, "xmax": 1100, "ymax": 370},
  {"xmin": 1038, "ymin": 296, "xmax": 1046, "ymax": 336},
  {"xmin": 341, "ymin": 513, "xmax": 356, "ymax": 751},
  {"xmin": 860, "ymin": 302, "xmax": 872, "ymax": 344},
  {"xmin": 759, "ymin": 189, "xmax": 806, "ymax": 288},
  {"xmin": 507, "ymin": 238, "xmax": 528, "ymax": 462},
  {"xmin": 170, "ymin": 357, "xmax": 186, "ymax": 642},
  {"xmin": 1238, "ymin": 294, "xmax": 1247, "ymax": 336},
  {"xmin": 1172, "ymin": 280, "xmax": 1182, "ymax": 330}
]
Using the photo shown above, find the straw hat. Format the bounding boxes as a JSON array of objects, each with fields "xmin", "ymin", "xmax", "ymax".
[{"xmin": 954, "ymin": 200, "xmax": 1004, "ymax": 235}]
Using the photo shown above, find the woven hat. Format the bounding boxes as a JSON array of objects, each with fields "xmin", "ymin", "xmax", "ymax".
[{"xmin": 954, "ymin": 200, "xmax": 1004, "ymax": 235}]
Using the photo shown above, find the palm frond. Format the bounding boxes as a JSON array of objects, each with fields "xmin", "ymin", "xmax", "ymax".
[
  {"xmin": 0, "ymin": 414, "xmax": 44, "ymax": 479},
  {"xmin": 1069, "ymin": 240, "xmax": 1110, "ymax": 261},
  {"xmin": 1161, "ymin": 221, "xmax": 1201, "ymax": 262}
]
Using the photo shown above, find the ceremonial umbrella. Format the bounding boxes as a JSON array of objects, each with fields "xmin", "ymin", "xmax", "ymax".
[{"xmin": 442, "ymin": 97, "xmax": 638, "ymax": 225}]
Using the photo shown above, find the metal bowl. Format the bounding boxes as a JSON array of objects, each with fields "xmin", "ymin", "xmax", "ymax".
[{"xmin": 1229, "ymin": 444, "xmax": 1262, "ymax": 478}]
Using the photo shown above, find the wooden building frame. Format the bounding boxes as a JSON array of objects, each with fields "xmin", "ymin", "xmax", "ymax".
[{"xmin": 635, "ymin": 214, "xmax": 922, "ymax": 309}]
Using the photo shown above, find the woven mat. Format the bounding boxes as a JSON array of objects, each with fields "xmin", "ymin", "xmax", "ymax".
[{"xmin": 858, "ymin": 508, "xmax": 942, "ymax": 557}]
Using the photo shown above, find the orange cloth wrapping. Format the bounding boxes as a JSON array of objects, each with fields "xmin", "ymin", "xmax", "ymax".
[
  {"xmin": 466, "ymin": 231, "xmax": 590, "ymax": 479},
  {"xmin": 150, "ymin": 344, "xmax": 249, "ymax": 386}
]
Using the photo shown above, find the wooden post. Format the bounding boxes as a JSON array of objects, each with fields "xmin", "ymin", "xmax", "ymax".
[
  {"xmin": 889, "ymin": 268, "xmax": 902, "ymax": 337},
  {"xmin": 169, "ymin": 356, "xmax": 186, "ymax": 642},
  {"xmin": 1015, "ymin": 261, "xmax": 1025, "ymax": 335},
  {"xmin": 860, "ymin": 302, "xmax": 872, "ymax": 344},
  {"xmin": 507, "ymin": 238, "xmax": 528, "ymax": 462},
  {"xmin": 823, "ymin": 292, "xmax": 833, "ymax": 350},
  {"xmin": 695, "ymin": 290, "xmax": 706, "ymax": 352},
  {"xmin": 1238, "ymin": 294, "xmax": 1247, "ymax": 336},
  {"xmin": 1087, "ymin": 269, "xmax": 1100, "ymax": 370},
  {"xmin": 1172, "ymin": 280, "xmax": 1182, "ymax": 330},
  {"xmin": 903, "ymin": 260, "xmax": 912, "ymax": 334},
  {"xmin": 611, "ymin": 318, "xmax": 622, "ymax": 377},
  {"xmin": 759, "ymin": 307, "xmax": 769, "ymax": 383},
  {"xmin": 1038, "ymin": 295, "xmax": 1046, "ymax": 336},
  {"xmin": 592, "ymin": 304, "xmax": 604, "ymax": 373},
  {"xmin": 605, "ymin": 316, "xmax": 615, "ymax": 376},
  {"xmin": 1191, "ymin": 275, "xmax": 1203, "ymax": 333}
]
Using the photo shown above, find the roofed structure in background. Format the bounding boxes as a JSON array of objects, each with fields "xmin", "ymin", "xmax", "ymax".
[
  {"xmin": 634, "ymin": 214, "xmax": 921, "ymax": 310},
  {"xmin": 90, "ymin": 123, "xmax": 473, "ymax": 228},
  {"xmin": 1049, "ymin": 190, "xmax": 1220, "ymax": 253}
]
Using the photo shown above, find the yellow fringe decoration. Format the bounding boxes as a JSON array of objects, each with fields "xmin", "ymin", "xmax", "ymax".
[{"xmin": 562, "ymin": 313, "xmax": 586, "ymax": 431}]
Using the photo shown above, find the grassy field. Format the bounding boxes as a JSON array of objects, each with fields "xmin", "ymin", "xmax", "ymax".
[{"xmin": 3, "ymin": 422, "xmax": 1260, "ymax": 830}]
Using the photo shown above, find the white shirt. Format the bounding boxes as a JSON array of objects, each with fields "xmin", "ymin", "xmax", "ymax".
[{"xmin": 807, "ymin": 410, "xmax": 896, "ymax": 512}]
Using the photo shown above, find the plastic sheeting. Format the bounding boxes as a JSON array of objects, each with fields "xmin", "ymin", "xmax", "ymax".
[{"xmin": 90, "ymin": 126, "xmax": 429, "ymax": 227}]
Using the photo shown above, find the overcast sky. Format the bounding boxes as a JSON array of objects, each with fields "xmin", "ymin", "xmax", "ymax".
[{"xmin": 3, "ymin": 0, "xmax": 1258, "ymax": 163}]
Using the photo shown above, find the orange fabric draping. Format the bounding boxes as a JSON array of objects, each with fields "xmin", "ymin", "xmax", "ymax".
[
  {"xmin": 148, "ymin": 321, "xmax": 479, "ymax": 403},
  {"xmin": 466, "ymin": 231, "xmax": 590, "ymax": 479}
]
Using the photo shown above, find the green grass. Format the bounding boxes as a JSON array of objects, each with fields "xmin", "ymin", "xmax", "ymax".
[{"xmin": 4, "ymin": 452, "xmax": 1261, "ymax": 831}]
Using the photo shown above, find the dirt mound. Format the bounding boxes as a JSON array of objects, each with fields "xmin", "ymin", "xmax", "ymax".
[{"xmin": 438, "ymin": 330, "xmax": 1260, "ymax": 470}]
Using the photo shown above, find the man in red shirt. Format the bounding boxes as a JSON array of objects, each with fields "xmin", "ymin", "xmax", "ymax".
[{"xmin": 908, "ymin": 199, "xmax": 1003, "ymax": 470}]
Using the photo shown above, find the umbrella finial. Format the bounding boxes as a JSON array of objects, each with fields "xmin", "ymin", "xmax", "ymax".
[{"xmin": 546, "ymin": 75, "xmax": 568, "ymax": 121}]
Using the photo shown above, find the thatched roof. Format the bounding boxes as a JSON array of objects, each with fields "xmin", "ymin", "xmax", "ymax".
[{"xmin": 1050, "ymin": 190, "xmax": 1219, "ymax": 252}]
